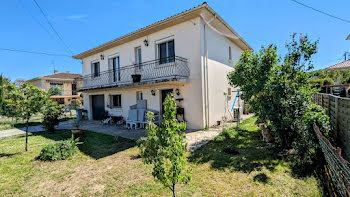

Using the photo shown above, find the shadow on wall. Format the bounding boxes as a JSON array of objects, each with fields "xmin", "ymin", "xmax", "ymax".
[{"xmin": 32, "ymin": 130, "xmax": 136, "ymax": 160}]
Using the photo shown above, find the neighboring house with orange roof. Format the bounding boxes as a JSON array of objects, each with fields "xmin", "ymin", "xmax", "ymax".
[
  {"xmin": 27, "ymin": 70, "xmax": 82, "ymax": 106},
  {"xmin": 324, "ymin": 60, "xmax": 350, "ymax": 70}
]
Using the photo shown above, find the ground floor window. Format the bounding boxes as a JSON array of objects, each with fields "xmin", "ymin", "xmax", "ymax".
[
  {"xmin": 110, "ymin": 95, "xmax": 122, "ymax": 108},
  {"xmin": 52, "ymin": 98, "xmax": 64, "ymax": 105},
  {"xmin": 136, "ymin": 91, "xmax": 143, "ymax": 100}
]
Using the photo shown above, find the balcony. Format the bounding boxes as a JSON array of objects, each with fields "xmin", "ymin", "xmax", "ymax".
[
  {"xmin": 76, "ymin": 56, "xmax": 190, "ymax": 91},
  {"xmin": 50, "ymin": 90, "xmax": 80, "ymax": 97}
]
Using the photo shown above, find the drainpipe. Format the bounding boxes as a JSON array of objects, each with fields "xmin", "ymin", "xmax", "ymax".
[{"xmin": 203, "ymin": 23, "xmax": 210, "ymax": 127}]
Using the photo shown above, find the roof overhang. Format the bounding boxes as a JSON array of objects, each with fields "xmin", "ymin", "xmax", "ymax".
[{"xmin": 73, "ymin": 3, "xmax": 252, "ymax": 60}]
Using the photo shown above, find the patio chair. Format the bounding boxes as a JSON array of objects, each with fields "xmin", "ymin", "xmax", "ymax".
[
  {"xmin": 126, "ymin": 109, "xmax": 138, "ymax": 129},
  {"xmin": 137, "ymin": 109, "xmax": 148, "ymax": 129}
]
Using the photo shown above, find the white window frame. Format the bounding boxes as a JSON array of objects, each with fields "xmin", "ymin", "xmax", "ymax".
[
  {"xmin": 136, "ymin": 91, "xmax": 143, "ymax": 101},
  {"xmin": 91, "ymin": 60, "xmax": 100, "ymax": 78},
  {"xmin": 155, "ymin": 36, "xmax": 175, "ymax": 66},
  {"xmin": 108, "ymin": 54, "xmax": 120, "ymax": 82},
  {"xmin": 135, "ymin": 46, "xmax": 142, "ymax": 70}
]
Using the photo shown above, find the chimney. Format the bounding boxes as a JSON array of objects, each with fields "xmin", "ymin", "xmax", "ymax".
[
  {"xmin": 66, "ymin": 71, "xmax": 70, "ymax": 73},
  {"xmin": 54, "ymin": 69, "xmax": 58, "ymax": 73}
]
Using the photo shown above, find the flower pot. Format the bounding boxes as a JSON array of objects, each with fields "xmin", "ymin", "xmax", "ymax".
[
  {"xmin": 71, "ymin": 129, "xmax": 84, "ymax": 139},
  {"xmin": 131, "ymin": 74, "xmax": 141, "ymax": 83}
]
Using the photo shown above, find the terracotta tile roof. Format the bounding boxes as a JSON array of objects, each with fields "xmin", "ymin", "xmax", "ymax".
[
  {"xmin": 42, "ymin": 72, "xmax": 82, "ymax": 79},
  {"xmin": 325, "ymin": 60, "xmax": 350, "ymax": 70}
]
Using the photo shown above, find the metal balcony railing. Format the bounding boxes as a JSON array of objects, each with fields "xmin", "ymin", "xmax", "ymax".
[
  {"xmin": 76, "ymin": 56, "xmax": 190, "ymax": 91},
  {"xmin": 49, "ymin": 90, "xmax": 80, "ymax": 96}
]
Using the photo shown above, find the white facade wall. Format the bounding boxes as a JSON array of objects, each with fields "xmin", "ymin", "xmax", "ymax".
[
  {"xmin": 82, "ymin": 17, "xmax": 204, "ymax": 129},
  {"xmin": 200, "ymin": 18, "xmax": 244, "ymax": 127},
  {"xmin": 81, "ymin": 16, "xmax": 247, "ymax": 129}
]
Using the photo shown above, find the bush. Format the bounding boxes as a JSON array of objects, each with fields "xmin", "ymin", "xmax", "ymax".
[
  {"xmin": 42, "ymin": 100, "xmax": 63, "ymax": 133},
  {"xmin": 293, "ymin": 104, "xmax": 331, "ymax": 164},
  {"xmin": 38, "ymin": 135, "xmax": 80, "ymax": 161}
]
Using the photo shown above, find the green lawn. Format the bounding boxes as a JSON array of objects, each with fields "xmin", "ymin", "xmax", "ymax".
[
  {"xmin": 0, "ymin": 116, "xmax": 76, "ymax": 130},
  {"xmin": 0, "ymin": 117, "xmax": 322, "ymax": 196}
]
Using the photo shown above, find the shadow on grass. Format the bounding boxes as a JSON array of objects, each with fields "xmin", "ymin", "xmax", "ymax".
[
  {"xmin": 253, "ymin": 173, "xmax": 270, "ymax": 184},
  {"xmin": 32, "ymin": 130, "xmax": 136, "ymax": 160},
  {"xmin": 189, "ymin": 126, "xmax": 283, "ymax": 173},
  {"xmin": 0, "ymin": 153, "xmax": 20, "ymax": 158}
]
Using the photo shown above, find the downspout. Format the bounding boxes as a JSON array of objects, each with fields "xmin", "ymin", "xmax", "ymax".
[{"xmin": 203, "ymin": 23, "xmax": 209, "ymax": 127}]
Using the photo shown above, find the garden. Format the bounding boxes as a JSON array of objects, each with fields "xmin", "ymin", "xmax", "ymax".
[
  {"xmin": 0, "ymin": 33, "xmax": 334, "ymax": 196},
  {"xmin": 0, "ymin": 117, "xmax": 322, "ymax": 196}
]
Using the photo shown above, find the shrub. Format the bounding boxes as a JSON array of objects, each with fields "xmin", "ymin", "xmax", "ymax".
[
  {"xmin": 293, "ymin": 104, "xmax": 331, "ymax": 164},
  {"xmin": 42, "ymin": 100, "xmax": 63, "ymax": 133},
  {"xmin": 38, "ymin": 135, "xmax": 80, "ymax": 161}
]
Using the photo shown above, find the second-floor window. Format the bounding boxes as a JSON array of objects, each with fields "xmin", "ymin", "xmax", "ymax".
[
  {"xmin": 109, "ymin": 56, "xmax": 120, "ymax": 82},
  {"xmin": 50, "ymin": 83, "xmax": 63, "ymax": 95},
  {"xmin": 158, "ymin": 40, "xmax": 175, "ymax": 65},
  {"xmin": 229, "ymin": 46, "xmax": 232, "ymax": 61},
  {"xmin": 92, "ymin": 61, "xmax": 100, "ymax": 77},
  {"xmin": 135, "ymin": 47, "xmax": 142, "ymax": 69}
]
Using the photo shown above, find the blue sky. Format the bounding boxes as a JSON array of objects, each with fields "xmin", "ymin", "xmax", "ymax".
[{"xmin": 1, "ymin": 0, "xmax": 350, "ymax": 81}]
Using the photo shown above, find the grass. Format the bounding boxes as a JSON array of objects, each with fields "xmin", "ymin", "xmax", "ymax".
[
  {"xmin": 0, "ymin": 117, "xmax": 323, "ymax": 196},
  {"xmin": 0, "ymin": 116, "xmax": 76, "ymax": 130}
]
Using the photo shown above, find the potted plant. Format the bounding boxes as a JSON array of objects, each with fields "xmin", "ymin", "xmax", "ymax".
[
  {"xmin": 71, "ymin": 119, "xmax": 84, "ymax": 139},
  {"xmin": 131, "ymin": 63, "xmax": 142, "ymax": 83}
]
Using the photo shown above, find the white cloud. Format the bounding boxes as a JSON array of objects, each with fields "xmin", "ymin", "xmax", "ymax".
[{"xmin": 66, "ymin": 14, "xmax": 88, "ymax": 20}]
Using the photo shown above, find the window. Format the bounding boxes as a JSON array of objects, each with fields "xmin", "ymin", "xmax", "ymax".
[
  {"xmin": 229, "ymin": 46, "xmax": 232, "ymax": 60},
  {"xmin": 135, "ymin": 47, "xmax": 142, "ymax": 69},
  {"xmin": 92, "ymin": 62, "xmax": 100, "ymax": 77},
  {"xmin": 53, "ymin": 98, "xmax": 64, "ymax": 105},
  {"xmin": 136, "ymin": 91, "xmax": 143, "ymax": 100},
  {"xmin": 158, "ymin": 40, "xmax": 175, "ymax": 64},
  {"xmin": 109, "ymin": 56, "xmax": 120, "ymax": 82},
  {"xmin": 110, "ymin": 95, "xmax": 121, "ymax": 108},
  {"xmin": 50, "ymin": 83, "xmax": 63, "ymax": 95}
]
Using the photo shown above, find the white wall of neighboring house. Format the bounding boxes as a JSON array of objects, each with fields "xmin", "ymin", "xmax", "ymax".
[{"xmin": 82, "ymin": 17, "xmax": 205, "ymax": 129}]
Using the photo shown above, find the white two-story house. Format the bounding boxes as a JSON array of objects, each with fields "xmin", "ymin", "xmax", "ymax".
[{"xmin": 73, "ymin": 3, "xmax": 252, "ymax": 129}]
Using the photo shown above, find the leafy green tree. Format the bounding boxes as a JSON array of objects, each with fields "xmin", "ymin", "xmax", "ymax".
[
  {"xmin": 7, "ymin": 83, "xmax": 47, "ymax": 151},
  {"xmin": 138, "ymin": 94, "xmax": 192, "ymax": 197},
  {"xmin": 227, "ymin": 33, "xmax": 319, "ymax": 148},
  {"xmin": 42, "ymin": 99, "xmax": 63, "ymax": 133}
]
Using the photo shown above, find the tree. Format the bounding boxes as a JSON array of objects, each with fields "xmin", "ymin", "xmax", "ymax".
[
  {"xmin": 42, "ymin": 99, "xmax": 63, "ymax": 133},
  {"xmin": 9, "ymin": 83, "xmax": 47, "ymax": 151},
  {"xmin": 0, "ymin": 79, "xmax": 22, "ymax": 123},
  {"xmin": 227, "ymin": 33, "xmax": 319, "ymax": 147},
  {"xmin": 137, "ymin": 94, "xmax": 192, "ymax": 197}
]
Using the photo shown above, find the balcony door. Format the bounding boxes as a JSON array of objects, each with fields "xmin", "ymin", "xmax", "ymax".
[{"xmin": 109, "ymin": 56, "xmax": 120, "ymax": 82}]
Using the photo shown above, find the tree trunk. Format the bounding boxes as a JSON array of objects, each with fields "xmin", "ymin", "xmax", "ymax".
[
  {"xmin": 25, "ymin": 119, "xmax": 29, "ymax": 151},
  {"xmin": 172, "ymin": 184, "xmax": 175, "ymax": 197}
]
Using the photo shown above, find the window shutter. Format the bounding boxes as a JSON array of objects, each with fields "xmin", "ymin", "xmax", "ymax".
[{"xmin": 109, "ymin": 95, "xmax": 113, "ymax": 108}]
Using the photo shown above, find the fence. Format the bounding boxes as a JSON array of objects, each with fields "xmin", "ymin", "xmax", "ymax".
[
  {"xmin": 312, "ymin": 93, "xmax": 350, "ymax": 160},
  {"xmin": 314, "ymin": 124, "xmax": 350, "ymax": 197}
]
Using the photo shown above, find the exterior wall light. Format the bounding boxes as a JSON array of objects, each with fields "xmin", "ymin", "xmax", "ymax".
[
  {"xmin": 151, "ymin": 89, "xmax": 155, "ymax": 96},
  {"xmin": 175, "ymin": 88, "xmax": 180, "ymax": 96},
  {"xmin": 100, "ymin": 54, "xmax": 104, "ymax": 60},
  {"xmin": 143, "ymin": 39, "xmax": 149, "ymax": 47}
]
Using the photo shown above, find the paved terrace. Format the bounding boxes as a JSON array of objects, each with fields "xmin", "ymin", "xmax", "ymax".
[{"xmin": 0, "ymin": 114, "xmax": 253, "ymax": 151}]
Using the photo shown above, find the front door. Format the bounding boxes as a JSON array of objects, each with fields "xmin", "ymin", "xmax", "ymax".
[
  {"xmin": 161, "ymin": 89, "xmax": 173, "ymax": 115},
  {"xmin": 91, "ymin": 95, "xmax": 105, "ymax": 120}
]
